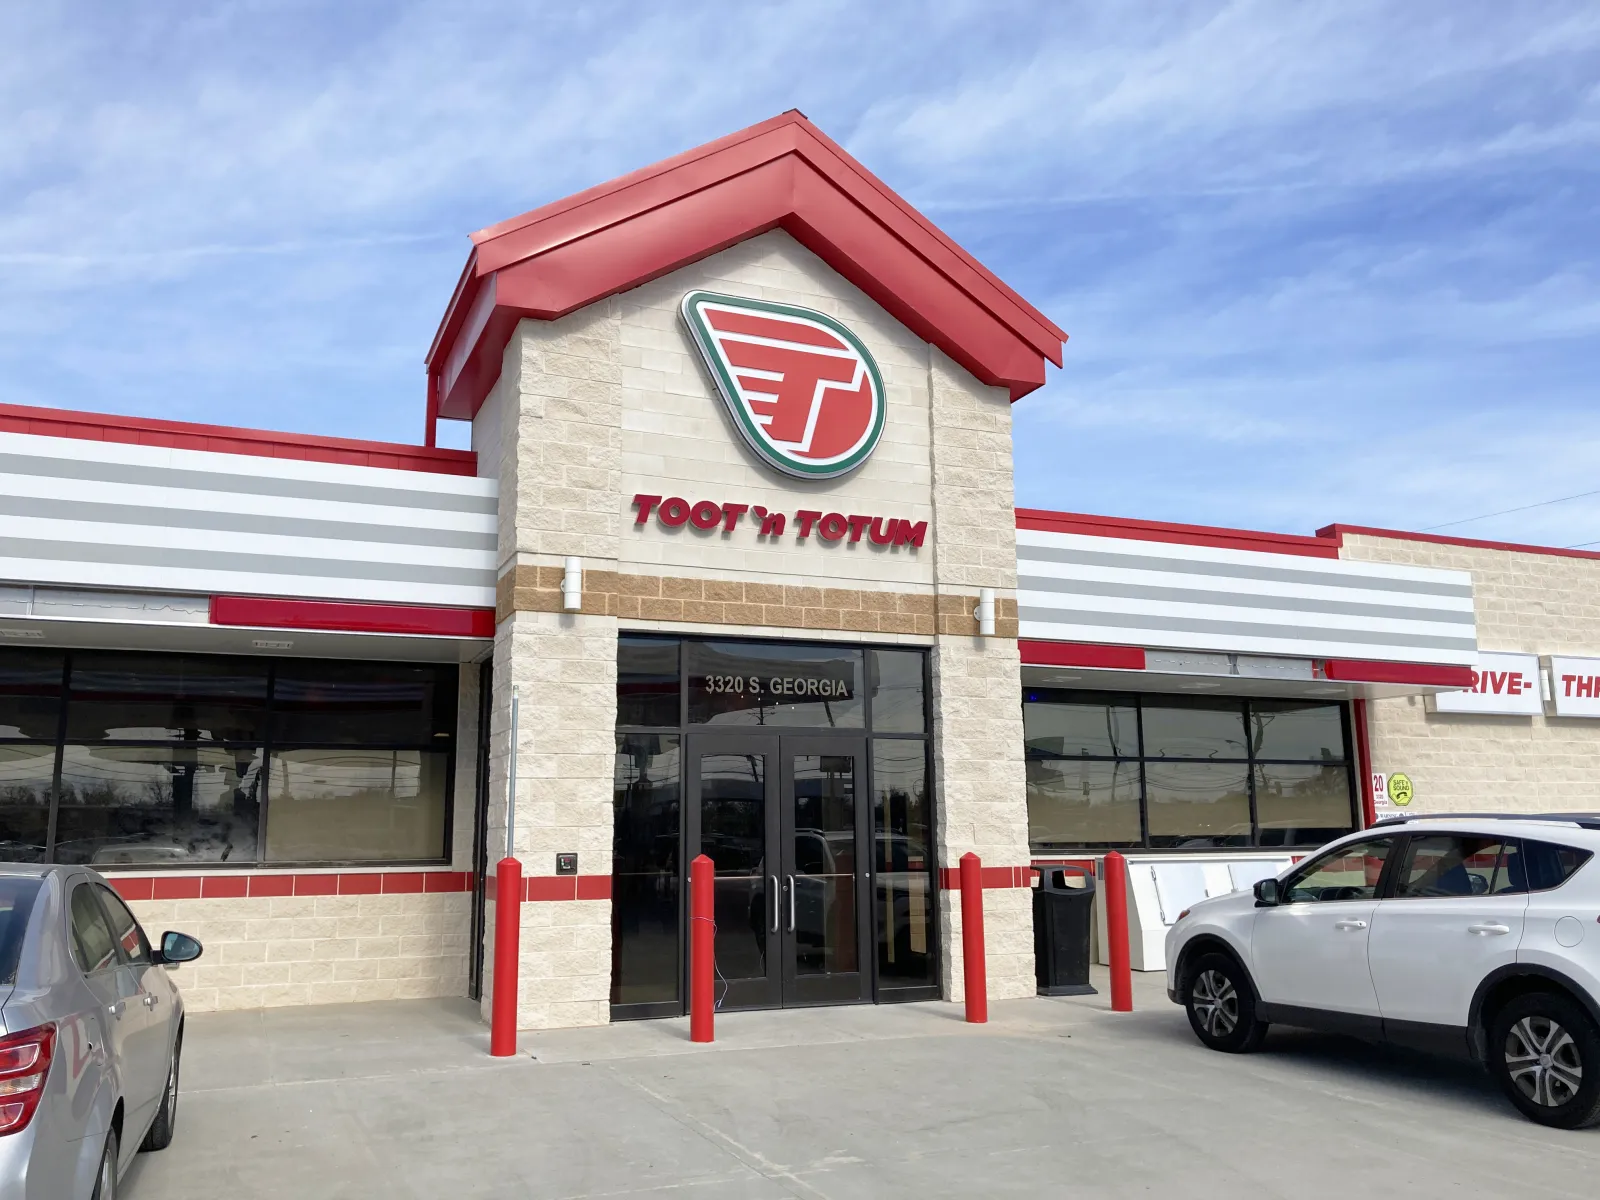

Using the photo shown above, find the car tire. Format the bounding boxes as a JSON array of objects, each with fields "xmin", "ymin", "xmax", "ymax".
[
  {"xmin": 140, "ymin": 1033, "xmax": 181, "ymax": 1152},
  {"xmin": 91, "ymin": 1126, "xmax": 118, "ymax": 1200},
  {"xmin": 1488, "ymin": 991, "xmax": 1600, "ymax": 1129},
  {"xmin": 1184, "ymin": 951, "xmax": 1268, "ymax": 1053}
]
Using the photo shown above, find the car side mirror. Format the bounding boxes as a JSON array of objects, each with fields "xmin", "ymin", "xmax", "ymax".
[
  {"xmin": 1253, "ymin": 878, "xmax": 1284, "ymax": 907},
  {"xmin": 156, "ymin": 931, "xmax": 203, "ymax": 966}
]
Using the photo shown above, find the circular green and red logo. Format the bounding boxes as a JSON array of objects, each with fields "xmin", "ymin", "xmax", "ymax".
[{"xmin": 681, "ymin": 291, "xmax": 887, "ymax": 479}]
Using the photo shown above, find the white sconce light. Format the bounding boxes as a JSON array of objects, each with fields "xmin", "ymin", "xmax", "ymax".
[
  {"xmin": 974, "ymin": 588, "xmax": 996, "ymax": 637},
  {"xmin": 561, "ymin": 557, "xmax": 583, "ymax": 611}
]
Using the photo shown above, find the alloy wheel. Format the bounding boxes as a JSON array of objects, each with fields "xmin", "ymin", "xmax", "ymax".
[
  {"xmin": 1505, "ymin": 1015, "xmax": 1584, "ymax": 1108},
  {"xmin": 1192, "ymin": 969, "xmax": 1240, "ymax": 1038},
  {"xmin": 98, "ymin": 1138, "xmax": 116, "ymax": 1200}
]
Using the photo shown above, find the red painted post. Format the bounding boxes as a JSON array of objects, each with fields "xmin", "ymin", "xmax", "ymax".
[
  {"xmin": 960, "ymin": 852, "xmax": 987, "ymax": 1024},
  {"xmin": 690, "ymin": 854, "xmax": 715, "ymax": 1043},
  {"xmin": 489, "ymin": 856, "xmax": 523, "ymax": 1056},
  {"xmin": 1104, "ymin": 850, "xmax": 1133, "ymax": 1012}
]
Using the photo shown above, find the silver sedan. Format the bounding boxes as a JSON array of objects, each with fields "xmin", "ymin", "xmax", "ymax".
[{"xmin": 0, "ymin": 865, "xmax": 201, "ymax": 1199}]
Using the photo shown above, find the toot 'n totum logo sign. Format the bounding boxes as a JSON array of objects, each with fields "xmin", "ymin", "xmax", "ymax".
[{"xmin": 681, "ymin": 291, "xmax": 886, "ymax": 479}]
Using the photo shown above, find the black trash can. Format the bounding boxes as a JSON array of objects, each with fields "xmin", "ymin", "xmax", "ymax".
[{"xmin": 1034, "ymin": 866, "xmax": 1098, "ymax": 996}]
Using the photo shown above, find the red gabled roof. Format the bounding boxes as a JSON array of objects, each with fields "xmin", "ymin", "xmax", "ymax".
[{"xmin": 426, "ymin": 111, "xmax": 1067, "ymax": 430}]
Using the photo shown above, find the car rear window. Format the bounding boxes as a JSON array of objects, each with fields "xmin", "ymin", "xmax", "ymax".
[
  {"xmin": 0, "ymin": 877, "xmax": 43, "ymax": 985},
  {"xmin": 1521, "ymin": 839, "xmax": 1593, "ymax": 892}
]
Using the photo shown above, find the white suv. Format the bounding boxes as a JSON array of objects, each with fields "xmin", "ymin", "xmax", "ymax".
[{"xmin": 1165, "ymin": 814, "xmax": 1600, "ymax": 1128}]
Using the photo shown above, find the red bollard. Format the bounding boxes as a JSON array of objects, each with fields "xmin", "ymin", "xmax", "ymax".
[
  {"xmin": 690, "ymin": 854, "xmax": 714, "ymax": 1043},
  {"xmin": 960, "ymin": 852, "xmax": 987, "ymax": 1024},
  {"xmin": 489, "ymin": 856, "xmax": 523, "ymax": 1056},
  {"xmin": 1104, "ymin": 850, "xmax": 1133, "ymax": 1012}
]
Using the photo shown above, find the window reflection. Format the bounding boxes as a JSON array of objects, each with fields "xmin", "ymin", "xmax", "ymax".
[
  {"xmin": 54, "ymin": 744, "xmax": 263, "ymax": 865},
  {"xmin": 868, "ymin": 650, "xmax": 925, "ymax": 734},
  {"xmin": 1145, "ymin": 762, "xmax": 1251, "ymax": 848},
  {"xmin": 686, "ymin": 642, "xmax": 863, "ymax": 727},
  {"xmin": 873, "ymin": 740, "xmax": 934, "ymax": 989},
  {"xmin": 1027, "ymin": 758, "xmax": 1141, "ymax": 847},
  {"xmin": 1141, "ymin": 699, "xmax": 1247, "ymax": 760},
  {"xmin": 1023, "ymin": 688, "xmax": 1356, "ymax": 851},
  {"xmin": 0, "ymin": 650, "xmax": 63, "ymax": 741},
  {"xmin": 67, "ymin": 653, "xmax": 267, "ymax": 742},
  {"xmin": 611, "ymin": 735, "xmax": 681, "ymax": 1007},
  {"xmin": 265, "ymin": 749, "xmax": 446, "ymax": 862}
]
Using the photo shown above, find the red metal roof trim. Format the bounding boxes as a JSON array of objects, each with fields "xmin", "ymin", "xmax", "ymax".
[
  {"xmin": 1317, "ymin": 524, "xmax": 1600, "ymax": 564},
  {"xmin": 1018, "ymin": 509, "xmax": 1341, "ymax": 559},
  {"xmin": 0, "ymin": 403, "xmax": 476, "ymax": 477},
  {"xmin": 428, "ymin": 112, "xmax": 1067, "ymax": 424}
]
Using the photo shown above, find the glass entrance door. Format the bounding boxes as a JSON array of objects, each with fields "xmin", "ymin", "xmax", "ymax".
[{"xmin": 687, "ymin": 733, "xmax": 870, "ymax": 1010}]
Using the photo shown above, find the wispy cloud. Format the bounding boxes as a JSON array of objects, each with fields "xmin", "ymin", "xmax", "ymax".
[{"xmin": 2, "ymin": 1, "xmax": 1597, "ymax": 545}]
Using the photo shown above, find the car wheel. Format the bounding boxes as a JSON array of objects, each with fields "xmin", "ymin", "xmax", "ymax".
[
  {"xmin": 141, "ymin": 1034, "xmax": 181, "ymax": 1152},
  {"xmin": 1184, "ymin": 952, "xmax": 1267, "ymax": 1053},
  {"xmin": 1489, "ymin": 992, "xmax": 1600, "ymax": 1129},
  {"xmin": 91, "ymin": 1126, "xmax": 118, "ymax": 1200}
]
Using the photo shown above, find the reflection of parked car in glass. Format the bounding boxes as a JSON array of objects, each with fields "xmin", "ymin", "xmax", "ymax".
[{"xmin": 0, "ymin": 864, "xmax": 204, "ymax": 1196}]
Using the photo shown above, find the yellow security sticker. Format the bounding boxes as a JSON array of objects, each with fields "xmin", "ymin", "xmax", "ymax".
[{"xmin": 1387, "ymin": 773, "xmax": 1414, "ymax": 807}]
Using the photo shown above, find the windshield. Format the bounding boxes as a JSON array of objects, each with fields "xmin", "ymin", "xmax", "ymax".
[{"xmin": 0, "ymin": 877, "xmax": 42, "ymax": 985}]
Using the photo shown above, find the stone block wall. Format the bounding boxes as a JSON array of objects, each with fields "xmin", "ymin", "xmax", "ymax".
[
  {"xmin": 119, "ymin": 877, "xmax": 471, "ymax": 1013},
  {"xmin": 1341, "ymin": 532, "xmax": 1600, "ymax": 812}
]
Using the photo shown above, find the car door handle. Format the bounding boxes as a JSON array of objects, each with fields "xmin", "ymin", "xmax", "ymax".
[
  {"xmin": 108, "ymin": 1000, "xmax": 125, "ymax": 1020},
  {"xmin": 143, "ymin": 993, "xmax": 160, "ymax": 1009},
  {"xmin": 1333, "ymin": 919, "xmax": 1368, "ymax": 931},
  {"xmin": 1468, "ymin": 922, "xmax": 1512, "ymax": 936}
]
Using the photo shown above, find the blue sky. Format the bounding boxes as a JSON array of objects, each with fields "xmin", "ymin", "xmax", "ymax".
[{"xmin": 4, "ymin": 1, "xmax": 1598, "ymax": 546}]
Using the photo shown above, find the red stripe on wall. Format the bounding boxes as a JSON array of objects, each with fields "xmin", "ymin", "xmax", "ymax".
[
  {"xmin": 105, "ymin": 870, "xmax": 476, "ymax": 898},
  {"xmin": 1019, "ymin": 640, "xmax": 1147, "ymax": 671},
  {"xmin": 211, "ymin": 595, "xmax": 495, "ymax": 639},
  {"xmin": 1323, "ymin": 659, "xmax": 1475, "ymax": 687},
  {"xmin": 937, "ymin": 865, "xmax": 1035, "ymax": 890}
]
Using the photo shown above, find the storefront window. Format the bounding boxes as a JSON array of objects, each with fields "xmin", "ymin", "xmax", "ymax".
[
  {"xmin": 685, "ymin": 641, "xmax": 864, "ymax": 728},
  {"xmin": 0, "ymin": 648, "xmax": 457, "ymax": 868},
  {"xmin": 264, "ymin": 749, "xmax": 447, "ymax": 862},
  {"xmin": 1026, "ymin": 758, "xmax": 1141, "ymax": 847},
  {"xmin": 611, "ymin": 734, "xmax": 681, "ymax": 1007},
  {"xmin": 872, "ymin": 739, "xmax": 934, "ymax": 990},
  {"xmin": 868, "ymin": 650, "xmax": 925, "ymax": 734},
  {"xmin": 617, "ymin": 637, "xmax": 680, "ymax": 727},
  {"xmin": 1024, "ymin": 688, "xmax": 1356, "ymax": 851},
  {"xmin": 0, "ymin": 650, "xmax": 63, "ymax": 741}
]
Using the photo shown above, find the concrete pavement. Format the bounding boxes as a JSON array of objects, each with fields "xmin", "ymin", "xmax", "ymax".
[{"xmin": 122, "ymin": 968, "xmax": 1600, "ymax": 1198}]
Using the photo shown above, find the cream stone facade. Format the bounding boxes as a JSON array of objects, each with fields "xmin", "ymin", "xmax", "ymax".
[
  {"xmin": 1340, "ymin": 531, "xmax": 1600, "ymax": 814},
  {"xmin": 471, "ymin": 230, "xmax": 1037, "ymax": 1027}
]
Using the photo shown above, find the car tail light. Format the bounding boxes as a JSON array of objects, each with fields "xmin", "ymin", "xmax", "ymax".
[{"xmin": 0, "ymin": 1024, "xmax": 56, "ymax": 1135}]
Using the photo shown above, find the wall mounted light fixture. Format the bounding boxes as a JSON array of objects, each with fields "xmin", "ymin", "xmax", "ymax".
[
  {"xmin": 561, "ymin": 557, "xmax": 582, "ymax": 611},
  {"xmin": 974, "ymin": 588, "xmax": 996, "ymax": 637}
]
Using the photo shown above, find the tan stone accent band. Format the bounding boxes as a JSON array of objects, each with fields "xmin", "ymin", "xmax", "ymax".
[{"xmin": 495, "ymin": 566, "xmax": 1018, "ymax": 638}]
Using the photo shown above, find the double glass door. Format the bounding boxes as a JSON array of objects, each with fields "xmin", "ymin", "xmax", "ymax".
[{"xmin": 687, "ymin": 733, "xmax": 870, "ymax": 1009}]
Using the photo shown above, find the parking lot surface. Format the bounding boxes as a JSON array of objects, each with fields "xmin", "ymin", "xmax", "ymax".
[{"xmin": 123, "ymin": 969, "xmax": 1599, "ymax": 1199}]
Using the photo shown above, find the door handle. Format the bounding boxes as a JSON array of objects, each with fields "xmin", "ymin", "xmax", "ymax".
[
  {"xmin": 108, "ymin": 1001, "xmax": 125, "ymax": 1020},
  {"xmin": 769, "ymin": 876, "xmax": 779, "ymax": 934},
  {"xmin": 1333, "ymin": 919, "xmax": 1368, "ymax": 931},
  {"xmin": 786, "ymin": 875, "xmax": 796, "ymax": 933},
  {"xmin": 143, "ymin": 993, "xmax": 160, "ymax": 1009},
  {"xmin": 1468, "ymin": 922, "xmax": 1512, "ymax": 936}
]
